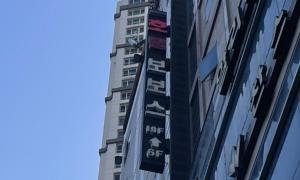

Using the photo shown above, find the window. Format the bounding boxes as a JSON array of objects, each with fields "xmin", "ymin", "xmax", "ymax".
[
  {"xmin": 126, "ymin": 26, "xmax": 144, "ymax": 35},
  {"xmin": 116, "ymin": 143, "xmax": 123, "ymax": 153},
  {"xmin": 124, "ymin": 57, "xmax": 135, "ymax": 65},
  {"xmin": 113, "ymin": 173, "xmax": 120, "ymax": 180},
  {"xmin": 128, "ymin": 11, "xmax": 133, "ymax": 16},
  {"xmin": 114, "ymin": 156, "xmax": 122, "ymax": 168},
  {"xmin": 140, "ymin": 27, "xmax": 144, "ymax": 33},
  {"xmin": 119, "ymin": 103, "xmax": 128, "ymax": 113},
  {"xmin": 123, "ymin": 67, "xmax": 137, "ymax": 76},
  {"xmin": 128, "ymin": 8, "xmax": 145, "ymax": 16},
  {"xmin": 125, "ymin": 47, "xmax": 139, "ymax": 55},
  {"xmin": 118, "ymin": 116, "xmax": 125, "ymax": 126},
  {"xmin": 122, "ymin": 78, "xmax": 135, "ymax": 87},
  {"xmin": 133, "ymin": 9, "xmax": 140, "ymax": 15},
  {"xmin": 127, "ymin": 17, "xmax": 144, "ymax": 25},
  {"xmin": 121, "ymin": 91, "xmax": 131, "ymax": 100},
  {"xmin": 129, "ymin": 0, "xmax": 145, "ymax": 5},
  {"xmin": 117, "ymin": 129, "xmax": 124, "ymax": 138}
]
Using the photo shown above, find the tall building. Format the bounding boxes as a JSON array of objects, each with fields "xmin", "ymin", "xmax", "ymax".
[
  {"xmin": 98, "ymin": 0, "xmax": 150, "ymax": 180},
  {"xmin": 119, "ymin": 0, "xmax": 300, "ymax": 180}
]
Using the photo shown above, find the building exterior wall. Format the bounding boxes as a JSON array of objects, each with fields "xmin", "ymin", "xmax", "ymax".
[
  {"xmin": 98, "ymin": 0, "xmax": 149, "ymax": 180},
  {"xmin": 182, "ymin": 0, "xmax": 300, "ymax": 179}
]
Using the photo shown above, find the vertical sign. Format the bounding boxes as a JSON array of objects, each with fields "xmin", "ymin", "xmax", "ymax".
[{"xmin": 140, "ymin": 10, "xmax": 167, "ymax": 174}]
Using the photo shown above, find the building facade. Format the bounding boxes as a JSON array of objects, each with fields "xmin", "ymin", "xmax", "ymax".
[
  {"xmin": 170, "ymin": 0, "xmax": 300, "ymax": 180},
  {"xmin": 98, "ymin": 0, "xmax": 150, "ymax": 180},
  {"xmin": 101, "ymin": 0, "xmax": 300, "ymax": 179}
]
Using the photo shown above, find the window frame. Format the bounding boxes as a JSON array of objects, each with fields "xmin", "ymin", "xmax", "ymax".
[
  {"xmin": 121, "ymin": 91, "xmax": 131, "ymax": 100},
  {"xmin": 113, "ymin": 172, "xmax": 121, "ymax": 180},
  {"xmin": 122, "ymin": 78, "xmax": 135, "ymax": 87},
  {"xmin": 117, "ymin": 129, "xmax": 124, "ymax": 138},
  {"xmin": 118, "ymin": 116, "xmax": 125, "ymax": 126},
  {"xmin": 119, "ymin": 103, "xmax": 128, "ymax": 113},
  {"xmin": 123, "ymin": 67, "xmax": 137, "ymax": 76},
  {"xmin": 116, "ymin": 142, "xmax": 123, "ymax": 153}
]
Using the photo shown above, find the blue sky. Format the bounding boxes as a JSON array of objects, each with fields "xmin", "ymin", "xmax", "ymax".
[{"xmin": 0, "ymin": 0, "xmax": 115, "ymax": 179}]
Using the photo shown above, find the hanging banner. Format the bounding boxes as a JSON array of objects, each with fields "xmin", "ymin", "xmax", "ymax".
[{"xmin": 140, "ymin": 10, "xmax": 167, "ymax": 174}]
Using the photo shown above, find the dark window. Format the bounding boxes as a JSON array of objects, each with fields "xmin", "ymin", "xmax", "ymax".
[
  {"xmin": 114, "ymin": 173, "xmax": 120, "ymax": 180},
  {"xmin": 121, "ymin": 91, "xmax": 131, "ymax": 100},
  {"xmin": 119, "ymin": 103, "xmax": 128, "ymax": 113},
  {"xmin": 117, "ymin": 129, "xmax": 124, "ymax": 138},
  {"xmin": 118, "ymin": 116, "xmax": 125, "ymax": 126},
  {"xmin": 140, "ymin": 27, "xmax": 144, "ymax": 33},
  {"xmin": 129, "ymin": 0, "xmax": 144, "ymax": 5},
  {"xmin": 116, "ymin": 143, "xmax": 123, "ymax": 153},
  {"xmin": 122, "ymin": 79, "xmax": 135, "ymax": 87},
  {"xmin": 123, "ymin": 67, "xmax": 137, "ymax": 76},
  {"xmin": 128, "ymin": 10, "xmax": 133, "ymax": 16},
  {"xmin": 124, "ymin": 57, "xmax": 135, "ymax": 65}
]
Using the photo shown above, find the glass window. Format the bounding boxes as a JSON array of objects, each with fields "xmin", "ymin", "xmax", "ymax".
[
  {"xmin": 114, "ymin": 173, "xmax": 120, "ymax": 180},
  {"xmin": 117, "ymin": 129, "xmax": 124, "ymax": 138},
  {"xmin": 127, "ymin": 19, "xmax": 132, "ymax": 25},
  {"xmin": 122, "ymin": 79, "xmax": 135, "ymax": 87},
  {"xmin": 118, "ymin": 116, "xmax": 125, "ymax": 126},
  {"xmin": 140, "ymin": 27, "xmax": 144, "ymax": 33},
  {"xmin": 133, "ymin": 9, "xmax": 140, "ymax": 15},
  {"xmin": 127, "ymin": 8, "xmax": 145, "ymax": 16},
  {"xmin": 129, "ymin": 68, "xmax": 137, "ymax": 75},
  {"xmin": 124, "ymin": 57, "xmax": 135, "ymax": 65},
  {"xmin": 139, "ymin": 35, "xmax": 143, "ymax": 40},
  {"xmin": 119, "ymin": 103, "xmax": 128, "ymax": 113},
  {"xmin": 127, "ymin": 17, "xmax": 144, "ymax": 25},
  {"xmin": 116, "ymin": 143, "xmax": 123, "ymax": 153},
  {"xmin": 124, "ymin": 47, "xmax": 139, "ymax": 55},
  {"xmin": 132, "ymin": 18, "xmax": 139, "ymax": 25},
  {"xmin": 115, "ymin": 158, "xmax": 121, "ymax": 168},
  {"xmin": 123, "ymin": 67, "xmax": 137, "ymax": 77},
  {"xmin": 121, "ymin": 91, "xmax": 131, "ymax": 100},
  {"xmin": 128, "ymin": 10, "xmax": 133, "ymax": 16},
  {"xmin": 129, "ymin": 0, "xmax": 144, "ymax": 5},
  {"xmin": 126, "ymin": 29, "xmax": 131, "ymax": 35}
]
